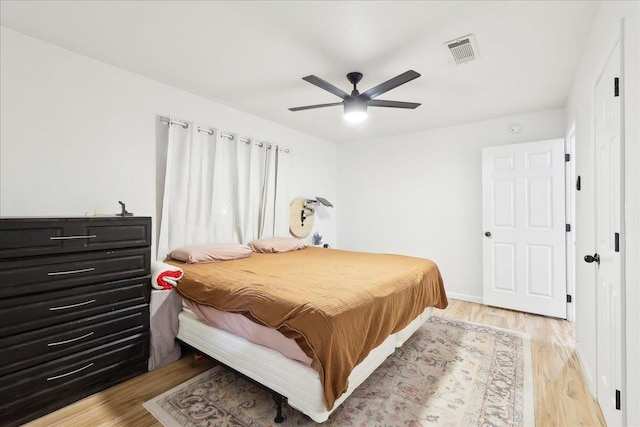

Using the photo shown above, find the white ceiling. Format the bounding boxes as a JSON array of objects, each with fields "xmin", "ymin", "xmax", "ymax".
[{"xmin": 0, "ymin": 1, "xmax": 599, "ymax": 144}]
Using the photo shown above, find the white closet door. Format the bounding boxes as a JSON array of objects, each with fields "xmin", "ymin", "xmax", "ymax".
[{"xmin": 593, "ymin": 41, "xmax": 623, "ymax": 427}]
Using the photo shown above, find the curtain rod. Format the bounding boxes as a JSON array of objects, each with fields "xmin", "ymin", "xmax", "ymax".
[
  {"xmin": 219, "ymin": 134, "xmax": 290, "ymax": 153},
  {"xmin": 160, "ymin": 117, "xmax": 290, "ymax": 153}
]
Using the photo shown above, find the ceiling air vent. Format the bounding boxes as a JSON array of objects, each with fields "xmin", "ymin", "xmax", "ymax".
[{"xmin": 444, "ymin": 34, "xmax": 479, "ymax": 65}]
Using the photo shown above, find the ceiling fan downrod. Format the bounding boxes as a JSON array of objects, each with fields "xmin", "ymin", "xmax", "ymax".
[{"xmin": 346, "ymin": 72, "xmax": 363, "ymax": 95}]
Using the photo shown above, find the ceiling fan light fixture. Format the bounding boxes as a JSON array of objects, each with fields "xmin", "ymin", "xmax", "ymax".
[
  {"xmin": 343, "ymin": 98, "xmax": 368, "ymax": 123},
  {"xmin": 344, "ymin": 110, "xmax": 368, "ymax": 123}
]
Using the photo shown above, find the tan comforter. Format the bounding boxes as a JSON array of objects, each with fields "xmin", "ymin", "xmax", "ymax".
[{"xmin": 172, "ymin": 247, "xmax": 447, "ymax": 410}]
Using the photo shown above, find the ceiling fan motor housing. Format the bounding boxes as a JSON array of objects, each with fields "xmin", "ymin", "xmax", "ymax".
[
  {"xmin": 347, "ymin": 72, "xmax": 363, "ymax": 85},
  {"xmin": 344, "ymin": 96, "xmax": 368, "ymax": 113}
]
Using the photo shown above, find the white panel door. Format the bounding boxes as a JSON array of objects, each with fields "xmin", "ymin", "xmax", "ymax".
[
  {"xmin": 592, "ymin": 41, "xmax": 623, "ymax": 427},
  {"xmin": 482, "ymin": 139, "xmax": 566, "ymax": 318}
]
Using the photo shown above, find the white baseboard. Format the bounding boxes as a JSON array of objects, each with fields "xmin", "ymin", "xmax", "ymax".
[
  {"xmin": 446, "ymin": 292, "xmax": 484, "ymax": 304},
  {"xmin": 575, "ymin": 343, "xmax": 596, "ymax": 398}
]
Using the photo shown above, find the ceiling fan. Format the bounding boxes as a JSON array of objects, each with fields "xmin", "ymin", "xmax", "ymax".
[{"xmin": 289, "ymin": 70, "xmax": 421, "ymax": 123}]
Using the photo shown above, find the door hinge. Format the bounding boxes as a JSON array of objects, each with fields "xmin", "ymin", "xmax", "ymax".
[
  {"xmin": 576, "ymin": 176, "xmax": 581, "ymax": 191},
  {"xmin": 566, "ymin": 224, "xmax": 571, "ymax": 232},
  {"xmin": 615, "ymin": 233, "xmax": 620, "ymax": 252},
  {"xmin": 614, "ymin": 77, "xmax": 620, "ymax": 97},
  {"xmin": 565, "ymin": 153, "xmax": 570, "ymax": 162},
  {"xmin": 566, "ymin": 294, "xmax": 572, "ymax": 303},
  {"xmin": 616, "ymin": 389, "xmax": 621, "ymax": 410}
]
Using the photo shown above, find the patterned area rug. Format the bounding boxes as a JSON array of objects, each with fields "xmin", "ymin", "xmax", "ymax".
[{"xmin": 144, "ymin": 316, "xmax": 534, "ymax": 426}]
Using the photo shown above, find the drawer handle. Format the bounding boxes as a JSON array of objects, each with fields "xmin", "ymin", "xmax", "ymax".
[
  {"xmin": 49, "ymin": 299, "xmax": 96, "ymax": 311},
  {"xmin": 49, "ymin": 235, "xmax": 97, "ymax": 240},
  {"xmin": 47, "ymin": 363, "xmax": 94, "ymax": 381},
  {"xmin": 48, "ymin": 332, "xmax": 95, "ymax": 347},
  {"xmin": 47, "ymin": 267, "xmax": 95, "ymax": 276}
]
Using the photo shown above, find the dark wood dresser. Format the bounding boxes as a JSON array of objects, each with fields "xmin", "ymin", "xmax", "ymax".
[{"xmin": 0, "ymin": 217, "xmax": 152, "ymax": 426}]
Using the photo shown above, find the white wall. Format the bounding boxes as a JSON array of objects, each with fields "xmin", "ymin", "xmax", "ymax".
[
  {"xmin": 565, "ymin": 2, "xmax": 639, "ymax": 425},
  {"xmin": 337, "ymin": 109, "xmax": 565, "ymax": 302},
  {"xmin": 0, "ymin": 27, "xmax": 338, "ymax": 253}
]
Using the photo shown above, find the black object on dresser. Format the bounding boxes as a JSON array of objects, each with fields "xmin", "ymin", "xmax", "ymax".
[{"xmin": 0, "ymin": 216, "xmax": 152, "ymax": 426}]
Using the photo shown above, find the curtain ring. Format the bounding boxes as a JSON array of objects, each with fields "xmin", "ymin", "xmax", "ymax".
[{"xmin": 197, "ymin": 126, "xmax": 214, "ymax": 135}]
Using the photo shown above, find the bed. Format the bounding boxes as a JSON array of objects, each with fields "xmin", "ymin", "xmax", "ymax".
[{"xmin": 171, "ymin": 246, "xmax": 447, "ymax": 423}]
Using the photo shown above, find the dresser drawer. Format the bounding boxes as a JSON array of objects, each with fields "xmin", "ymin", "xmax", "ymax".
[
  {"xmin": 0, "ymin": 217, "xmax": 151, "ymax": 259},
  {"xmin": 0, "ymin": 247, "xmax": 150, "ymax": 298},
  {"xmin": 0, "ymin": 305, "xmax": 149, "ymax": 376},
  {"xmin": 0, "ymin": 334, "xmax": 149, "ymax": 425},
  {"xmin": 0, "ymin": 334, "xmax": 148, "ymax": 401},
  {"xmin": 2, "ymin": 360, "xmax": 147, "ymax": 427},
  {"xmin": 0, "ymin": 276, "xmax": 150, "ymax": 336}
]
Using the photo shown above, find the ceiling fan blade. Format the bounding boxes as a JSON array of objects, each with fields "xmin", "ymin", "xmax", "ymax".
[
  {"xmin": 288, "ymin": 102, "xmax": 343, "ymax": 112},
  {"xmin": 368, "ymin": 99, "xmax": 421, "ymax": 109},
  {"xmin": 361, "ymin": 70, "xmax": 421, "ymax": 99},
  {"xmin": 302, "ymin": 75, "xmax": 349, "ymax": 99}
]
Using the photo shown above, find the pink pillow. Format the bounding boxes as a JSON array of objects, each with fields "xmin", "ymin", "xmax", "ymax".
[
  {"xmin": 168, "ymin": 244, "xmax": 252, "ymax": 264},
  {"xmin": 248, "ymin": 237, "xmax": 308, "ymax": 253}
]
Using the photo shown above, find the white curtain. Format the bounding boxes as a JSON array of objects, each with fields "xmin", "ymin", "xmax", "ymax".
[
  {"xmin": 273, "ymin": 146, "xmax": 291, "ymax": 237},
  {"xmin": 157, "ymin": 121, "xmax": 291, "ymax": 260},
  {"xmin": 235, "ymin": 137, "xmax": 267, "ymax": 243},
  {"xmin": 259, "ymin": 144, "xmax": 277, "ymax": 238}
]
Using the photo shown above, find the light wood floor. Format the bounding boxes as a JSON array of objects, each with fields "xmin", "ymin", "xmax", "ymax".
[{"xmin": 25, "ymin": 299, "xmax": 605, "ymax": 427}]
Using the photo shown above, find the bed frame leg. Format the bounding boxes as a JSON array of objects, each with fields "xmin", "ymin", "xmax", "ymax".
[{"xmin": 273, "ymin": 394, "xmax": 285, "ymax": 423}]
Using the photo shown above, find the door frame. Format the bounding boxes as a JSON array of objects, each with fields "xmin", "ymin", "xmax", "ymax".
[
  {"xmin": 616, "ymin": 19, "xmax": 627, "ymax": 424},
  {"xmin": 565, "ymin": 123, "xmax": 576, "ymax": 322}
]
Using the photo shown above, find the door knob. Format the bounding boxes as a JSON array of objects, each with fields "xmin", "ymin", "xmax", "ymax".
[
  {"xmin": 584, "ymin": 253, "xmax": 600, "ymax": 265},
  {"xmin": 484, "ymin": 231, "xmax": 491, "ymax": 237}
]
